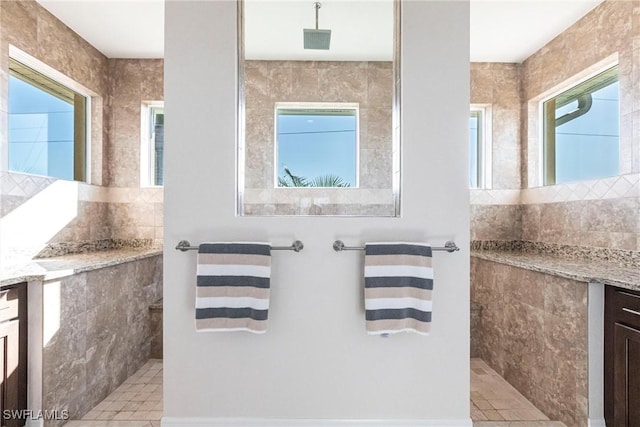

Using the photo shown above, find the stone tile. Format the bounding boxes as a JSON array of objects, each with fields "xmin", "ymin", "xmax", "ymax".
[
  {"xmin": 471, "ymin": 260, "xmax": 588, "ymax": 427},
  {"xmin": 472, "ymin": 409, "xmax": 488, "ymax": 421},
  {"xmin": 95, "ymin": 412, "xmax": 117, "ymax": 421},
  {"xmin": 128, "ymin": 411, "xmax": 151, "ymax": 421},
  {"xmin": 112, "ymin": 412, "xmax": 135, "ymax": 421},
  {"xmin": 497, "ymin": 409, "xmax": 549, "ymax": 421},
  {"xmin": 473, "ymin": 399, "xmax": 495, "ymax": 410},
  {"xmin": 487, "ymin": 398, "xmax": 533, "ymax": 410},
  {"xmin": 483, "ymin": 410, "xmax": 505, "ymax": 421}
]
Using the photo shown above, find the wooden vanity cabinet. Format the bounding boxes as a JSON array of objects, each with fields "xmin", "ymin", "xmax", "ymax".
[
  {"xmin": 0, "ymin": 284, "xmax": 27, "ymax": 427},
  {"xmin": 605, "ymin": 286, "xmax": 640, "ymax": 427}
]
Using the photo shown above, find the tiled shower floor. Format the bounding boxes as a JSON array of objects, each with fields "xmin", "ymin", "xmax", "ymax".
[
  {"xmin": 66, "ymin": 358, "xmax": 564, "ymax": 427},
  {"xmin": 64, "ymin": 359, "xmax": 163, "ymax": 427},
  {"xmin": 471, "ymin": 359, "xmax": 566, "ymax": 427}
]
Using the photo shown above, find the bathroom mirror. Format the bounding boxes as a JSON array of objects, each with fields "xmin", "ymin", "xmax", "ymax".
[{"xmin": 237, "ymin": 0, "xmax": 400, "ymax": 216}]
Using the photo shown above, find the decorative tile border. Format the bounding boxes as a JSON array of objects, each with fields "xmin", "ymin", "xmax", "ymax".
[
  {"xmin": 0, "ymin": 172, "xmax": 164, "ymax": 204},
  {"xmin": 521, "ymin": 173, "xmax": 640, "ymax": 204},
  {"xmin": 471, "ymin": 173, "xmax": 639, "ymax": 206},
  {"xmin": 469, "ymin": 189, "xmax": 521, "ymax": 205}
]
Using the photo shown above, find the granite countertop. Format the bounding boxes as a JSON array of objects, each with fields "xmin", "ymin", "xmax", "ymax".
[
  {"xmin": 0, "ymin": 247, "xmax": 163, "ymax": 287},
  {"xmin": 472, "ymin": 249, "xmax": 640, "ymax": 291}
]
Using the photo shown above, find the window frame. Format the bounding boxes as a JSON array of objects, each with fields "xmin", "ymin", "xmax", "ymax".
[
  {"xmin": 469, "ymin": 104, "xmax": 492, "ymax": 189},
  {"xmin": 141, "ymin": 102, "xmax": 165, "ymax": 187},
  {"xmin": 273, "ymin": 101, "xmax": 360, "ymax": 189},
  {"xmin": 7, "ymin": 49, "xmax": 92, "ymax": 182},
  {"xmin": 540, "ymin": 65, "xmax": 619, "ymax": 186}
]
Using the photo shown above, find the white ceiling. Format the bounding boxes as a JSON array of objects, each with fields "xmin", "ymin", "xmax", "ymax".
[
  {"xmin": 245, "ymin": 0, "xmax": 393, "ymax": 61},
  {"xmin": 470, "ymin": 0, "xmax": 602, "ymax": 62},
  {"xmin": 36, "ymin": 0, "xmax": 604, "ymax": 63}
]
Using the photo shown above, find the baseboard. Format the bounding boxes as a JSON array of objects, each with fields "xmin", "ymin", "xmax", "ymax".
[
  {"xmin": 588, "ymin": 419, "xmax": 606, "ymax": 427},
  {"xmin": 161, "ymin": 417, "xmax": 473, "ymax": 427}
]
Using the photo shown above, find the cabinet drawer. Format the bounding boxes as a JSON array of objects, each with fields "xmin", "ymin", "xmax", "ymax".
[
  {"xmin": 0, "ymin": 287, "xmax": 20, "ymax": 323},
  {"xmin": 611, "ymin": 288, "xmax": 640, "ymax": 329}
]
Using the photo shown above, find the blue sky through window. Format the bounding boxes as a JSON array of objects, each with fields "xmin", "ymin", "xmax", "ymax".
[
  {"xmin": 554, "ymin": 81, "xmax": 619, "ymax": 184},
  {"xmin": 469, "ymin": 112, "xmax": 479, "ymax": 188},
  {"xmin": 277, "ymin": 109, "xmax": 357, "ymax": 187},
  {"xmin": 9, "ymin": 74, "xmax": 75, "ymax": 180}
]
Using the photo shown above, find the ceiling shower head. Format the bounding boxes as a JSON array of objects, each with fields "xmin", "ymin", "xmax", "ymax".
[{"xmin": 303, "ymin": 2, "xmax": 331, "ymax": 50}]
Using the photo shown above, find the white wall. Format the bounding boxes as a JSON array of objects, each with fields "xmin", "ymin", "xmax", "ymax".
[{"xmin": 163, "ymin": 1, "xmax": 470, "ymax": 425}]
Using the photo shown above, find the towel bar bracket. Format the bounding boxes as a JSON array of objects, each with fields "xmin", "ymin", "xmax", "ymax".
[
  {"xmin": 333, "ymin": 240, "xmax": 460, "ymax": 253},
  {"xmin": 175, "ymin": 240, "xmax": 304, "ymax": 252}
]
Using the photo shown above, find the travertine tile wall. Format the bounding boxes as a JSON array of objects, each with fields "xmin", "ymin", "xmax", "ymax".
[
  {"xmin": 0, "ymin": 171, "xmax": 165, "ymax": 258},
  {"xmin": 107, "ymin": 59, "xmax": 164, "ymax": 242},
  {"xmin": 470, "ymin": 63, "xmax": 522, "ymax": 241},
  {"xmin": 243, "ymin": 60, "xmax": 394, "ymax": 215},
  {"xmin": 470, "ymin": 0, "xmax": 640, "ymax": 252},
  {"xmin": 471, "ymin": 257, "xmax": 588, "ymax": 427},
  {"xmin": 42, "ymin": 255, "xmax": 162, "ymax": 427},
  {"xmin": 0, "ymin": 1, "xmax": 165, "ymax": 258},
  {"xmin": 108, "ymin": 59, "xmax": 164, "ymax": 188},
  {"xmin": 471, "ymin": 63, "xmax": 521, "ymax": 190}
]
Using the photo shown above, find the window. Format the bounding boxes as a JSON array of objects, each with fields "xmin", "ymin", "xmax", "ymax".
[
  {"xmin": 150, "ymin": 106, "xmax": 164, "ymax": 186},
  {"xmin": 8, "ymin": 58, "xmax": 87, "ymax": 181},
  {"xmin": 470, "ymin": 106, "xmax": 491, "ymax": 189},
  {"xmin": 275, "ymin": 103, "xmax": 358, "ymax": 188},
  {"xmin": 141, "ymin": 104, "xmax": 164, "ymax": 186},
  {"xmin": 543, "ymin": 66, "xmax": 619, "ymax": 185}
]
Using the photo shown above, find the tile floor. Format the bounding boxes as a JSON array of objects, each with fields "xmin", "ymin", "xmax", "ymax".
[
  {"xmin": 471, "ymin": 359, "xmax": 566, "ymax": 427},
  {"xmin": 64, "ymin": 359, "xmax": 163, "ymax": 427},
  {"xmin": 66, "ymin": 358, "xmax": 565, "ymax": 427}
]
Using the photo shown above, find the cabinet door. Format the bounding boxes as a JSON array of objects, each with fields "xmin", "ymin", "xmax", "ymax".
[
  {"xmin": 0, "ymin": 319, "xmax": 22, "ymax": 427},
  {"xmin": 614, "ymin": 322, "xmax": 640, "ymax": 427}
]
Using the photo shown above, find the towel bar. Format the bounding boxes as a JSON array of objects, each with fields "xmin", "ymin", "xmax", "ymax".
[
  {"xmin": 175, "ymin": 240, "xmax": 304, "ymax": 252},
  {"xmin": 332, "ymin": 240, "xmax": 460, "ymax": 253}
]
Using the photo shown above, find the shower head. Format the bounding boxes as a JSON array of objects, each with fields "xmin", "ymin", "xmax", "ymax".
[
  {"xmin": 303, "ymin": 2, "xmax": 331, "ymax": 50},
  {"xmin": 304, "ymin": 29, "xmax": 331, "ymax": 50}
]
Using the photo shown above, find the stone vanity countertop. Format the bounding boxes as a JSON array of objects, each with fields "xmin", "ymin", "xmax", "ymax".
[
  {"xmin": 471, "ymin": 250, "xmax": 640, "ymax": 291},
  {"xmin": 0, "ymin": 247, "xmax": 163, "ymax": 287}
]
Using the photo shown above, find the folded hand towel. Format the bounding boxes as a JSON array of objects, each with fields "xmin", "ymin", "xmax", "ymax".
[
  {"xmin": 364, "ymin": 242, "xmax": 433, "ymax": 335},
  {"xmin": 196, "ymin": 242, "xmax": 271, "ymax": 333}
]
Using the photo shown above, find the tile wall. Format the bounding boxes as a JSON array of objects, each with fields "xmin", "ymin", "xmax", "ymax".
[
  {"xmin": 108, "ymin": 59, "xmax": 164, "ymax": 188},
  {"xmin": 471, "ymin": 257, "xmax": 588, "ymax": 427},
  {"xmin": 42, "ymin": 255, "xmax": 163, "ymax": 427}
]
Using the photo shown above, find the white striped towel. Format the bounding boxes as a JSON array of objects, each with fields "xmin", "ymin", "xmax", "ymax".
[
  {"xmin": 196, "ymin": 242, "xmax": 271, "ymax": 333},
  {"xmin": 364, "ymin": 242, "xmax": 433, "ymax": 335}
]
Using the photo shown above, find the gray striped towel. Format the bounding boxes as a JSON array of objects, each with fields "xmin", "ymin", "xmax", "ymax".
[
  {"xmin": 196, "ymin": 242, "xmax": 271, "ymax": 333},
  {"xmin": 364, "ymin": 242, "xmax": 433, "ymax": 335}
]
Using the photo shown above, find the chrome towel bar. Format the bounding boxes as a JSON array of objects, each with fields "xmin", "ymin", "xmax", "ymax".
[
  {"xmin": 175, "ymin": 240, "xmax": 304, "ymax": 252},
  {"xmin": 333, "ymin": 240, "xmax": 460, "ymax": 253}
]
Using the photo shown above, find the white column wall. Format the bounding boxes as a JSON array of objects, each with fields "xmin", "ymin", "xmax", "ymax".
[{"xmin": 163, "ymin": 1, "xmax": 470, "ymax": 424}]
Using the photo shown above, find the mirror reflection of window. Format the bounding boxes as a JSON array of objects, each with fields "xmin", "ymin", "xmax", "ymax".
[
  {"xmin": 239, "ymin": 0, "xmax": 399, "ymax": 216},
  {"xmin": 276, "ymin": 105, "xmax": 358, "ymax": 188}
]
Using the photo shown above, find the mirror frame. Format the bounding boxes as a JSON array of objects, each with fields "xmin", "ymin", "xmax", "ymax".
[{"xmin": 236, "ymin": 0, "xmax": 401, "ymax": 217}]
